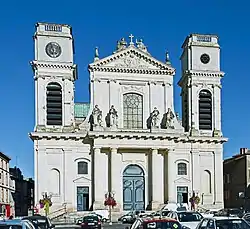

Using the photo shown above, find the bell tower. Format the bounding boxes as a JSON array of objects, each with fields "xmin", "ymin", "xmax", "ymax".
[
  {"xmin": 179, "ymin": 34, "xmax": 224, "ymax": 136},
  {"xmin": 31, "ymin": 23, "xmax": 77, "ymax": 130}
]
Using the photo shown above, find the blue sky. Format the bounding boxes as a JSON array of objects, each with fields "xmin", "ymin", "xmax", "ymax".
[{"xmin": 0, "ymin": 0, "xmax": 248, "ymax": 178}]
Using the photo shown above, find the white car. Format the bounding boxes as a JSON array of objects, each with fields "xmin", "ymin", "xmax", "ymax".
[
  {"xmin": 167, "ymin": 211, "xmax": 203, "ymax": 229},
  {"xmin": 196, "ymin": 216, "xmax": 250, "ymax": 229}
]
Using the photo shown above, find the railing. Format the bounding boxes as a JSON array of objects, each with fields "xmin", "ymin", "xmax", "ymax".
[{"xmin": 48, "ymin": 204, "xmax": 67, "ymax": 220}]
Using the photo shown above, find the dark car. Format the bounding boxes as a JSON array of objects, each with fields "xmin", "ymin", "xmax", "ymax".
[
  {"xmin": 214, "ymin": 208, "xmax": 244, "ymax": 218},
  {"xmin": 81, "ymin": 215, "xmax": 101, "ymax": 229},
  {"xmin": 22, "ymin": 215, "xmax": 55, "ymax": 229}
]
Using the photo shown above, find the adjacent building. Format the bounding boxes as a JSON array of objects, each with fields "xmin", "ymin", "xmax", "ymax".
[
  {"xmin": 29, "ymin": 23, "xmax": 227, "ymax": 213},
  {"xmin": 10, "ymin": 167, "xmax": 34, "ymax": 216},
  {"xmin": 224, "ymin": 148, "xmax": 250, "ymax": 209},
  {"xmin": 0, "ymin": 152, "xmax": 15, "ymax": 217}
]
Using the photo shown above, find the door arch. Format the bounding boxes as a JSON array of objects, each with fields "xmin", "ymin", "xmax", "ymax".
[{"xmin": 123, "ymin": 164, "xmax": 145, "ymax": 210}]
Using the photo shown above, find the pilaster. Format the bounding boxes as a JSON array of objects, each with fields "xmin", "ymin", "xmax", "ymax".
[
  {"xmin": 93, "ymin": 147, "xmax": 108, "ymax": 210},
  {"xmin": 214, "ymin": 150, "xmax": 224, "ymax": 207},
  {"xmin": 191, "ymin": 150, "xmax": 200, "ymax": 193},
  {"xmin": 151, "ymin": 148, "xmax": 164, "ymax": 210},
  {"xmin": 110, "ymin": 148, "xmax": 122, "ymax": 211},
  {"xmin": 168, "ymin": 149, "xmax": 175, "ymax": 203}
]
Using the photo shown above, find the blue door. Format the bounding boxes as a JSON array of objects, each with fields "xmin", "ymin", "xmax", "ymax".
[
  {"xmin": 77, "ymin": 186, "xmax": 89, "ymax": 211},
  {"xmin": 123, "ymin": 164, "xmax": 145, "ymax": 210}
]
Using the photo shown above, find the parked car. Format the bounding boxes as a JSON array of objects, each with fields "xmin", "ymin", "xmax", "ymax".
[
  {"xmin": 80, "ymin": 215, "xmax": 102, "ymax": 229},
  {"xmin": 118, "ymin": 212, "xmax": 137, "ymax": 224},
  {"xmin": 214, "ymin": 208, "xmax": 244, "ymax": 218},
  {"xmin": 22, "ymin": 215, "xmax": 55, "ymax": 229},
  {"xmin": 197, "ymin": 216, "xmax": 250, "ymax": 229},
  {"xmin": 167, "ymin": 211, "xmax": 203, "ymax": 229},
  {"xmin": 126, "ymin": 216, "xmax": 182, "ymax": 229},
  {"xmin": 0, "ymin": 219, "xmax": 37, "ymax": 229}
]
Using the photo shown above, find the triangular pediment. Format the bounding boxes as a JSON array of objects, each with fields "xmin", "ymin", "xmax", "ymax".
[
  {"xmin": 73, "ymin": 176, "xmax": 91, "ymax": 183},
  {"xmin": 89, "ymin": 46, "xmax": 175, "ymax": 73},
  {"xmin": 174, "ymin": 177, "xmax": 191, "ymax": 183}
]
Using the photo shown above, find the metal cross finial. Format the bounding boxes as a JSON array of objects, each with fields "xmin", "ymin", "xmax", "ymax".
[{"xmin": 129, "ymin": 34, "xmax": 134, "ymax": 45}]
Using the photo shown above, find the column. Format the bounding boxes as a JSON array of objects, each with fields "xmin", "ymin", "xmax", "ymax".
[
  {"xmin": 168, "ymin": 149, "xmax": 175, "ymax": 203},
  {"xmin": 214, "ymin": 150, "xmax": 224, "ymax": 207},
  {"xmin": 94, "ymin": 147, "xmax": 108, "ymax": 209},
  {"xmin": 151, "ymin": 149, "xmax": 164, "ymax": 209},
  {"xmin": 191, "ymin": 151, "xmax": 200, "ymax": 192},
  {"xmin": 110, "ymin": 148, "xmax": 122, "ymax": 210}
]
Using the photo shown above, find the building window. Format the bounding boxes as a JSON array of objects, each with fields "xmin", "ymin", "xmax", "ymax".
[
  {"xmin": 46, "ymin": 82, "xmax": 62, "ymax": 126},
  {"xmin": 123, "ymin": 93, "xmax": 143, "ymax": 129},
  {"xmin": 177, "ymin": 163, "xmax": 187, "ymax": 175},
  {"xmin": 199, "ymin": 89, "xmax": 212, "ymax": 130},
  {"xmin": 78, "ymin": 162, "xmax": 88, "ymax": 175}
]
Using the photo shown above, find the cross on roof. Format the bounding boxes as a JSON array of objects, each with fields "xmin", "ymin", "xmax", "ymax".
[{"xmin": 129, "ymin": 34, "xmax": 134, "ymax": 45}]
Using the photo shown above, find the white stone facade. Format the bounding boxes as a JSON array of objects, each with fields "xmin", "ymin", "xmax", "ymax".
[{"xmin": 30, "ymin": 23, "xmax": 227, "ymax": 213}]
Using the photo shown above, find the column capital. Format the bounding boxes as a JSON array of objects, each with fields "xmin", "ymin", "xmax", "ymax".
[
  {"xmin": 191, "ymin": 151, "xmax": 199, "ymax": 154},
  {"xmin": 167, "ymin": 149, "xmax": 175, "ymax": 154},
  {"xmin": 151, "ymin": 148, "xmax": 158, "ymax": 152},
  {"xmin": 93, "ymin": 147, "xmax": 101, "ymax": 152},
  {"xmin": 110, "ymin": 147, "xmax": 118, "ymax": 153}
]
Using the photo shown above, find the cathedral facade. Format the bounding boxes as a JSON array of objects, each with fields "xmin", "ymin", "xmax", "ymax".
[{"xmin": 29, "ymin": 23, "xmax": 227, "ymax": 213}]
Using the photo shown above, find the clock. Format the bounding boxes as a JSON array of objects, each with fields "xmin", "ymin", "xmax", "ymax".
[
  {"xmin": 200, "ymin": 53, "xmax": 210, "ymax": 64},
  {"xmin": 45, "ymin": 42, "xmax": 62, "ymax": 58}
]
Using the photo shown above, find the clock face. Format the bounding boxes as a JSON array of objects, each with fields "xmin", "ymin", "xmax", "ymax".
[
  {"xmin": 45, "ymin": 42, "xmax": 62, "ymax": 58},
  {"xmin": 200, "ymin": 53, "xmax": 210, "ymax": 64}
]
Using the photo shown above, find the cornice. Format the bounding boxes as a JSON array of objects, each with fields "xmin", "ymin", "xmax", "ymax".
[
  {"xmin": 29, "ymin": 132, "xmax": 86, "ymax": 141},
  {"xmin": 87, "ymin": 131, "xmax": 228, "ymax": 144},
  {"xmin": 88, "ymin": 66, "xmax": 171, "ymax": 75},
  {"xmin": 30, "ymin": 61, "xmax": 77, "ymax": 71}
]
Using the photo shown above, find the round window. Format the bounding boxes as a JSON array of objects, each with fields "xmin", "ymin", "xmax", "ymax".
[{"xmin": 200, "ymin": 53, "xmax": 210, "ymax": 64}]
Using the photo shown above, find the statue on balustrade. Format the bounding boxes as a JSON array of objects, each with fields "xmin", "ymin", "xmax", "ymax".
[
  {"xmin": 92, "ymin": 105, "xmax": 103, "ymax": 127},
  {"xmin": 151, "ymin": 107, "xmax": 160, "ymax": 128},
  {"xmin": 165, "ymin": 108, "xmax": 175, "ymax": 128},
  {"xmin": 109, "ymin": 105, "xmax": 118, "ymax": 127}
]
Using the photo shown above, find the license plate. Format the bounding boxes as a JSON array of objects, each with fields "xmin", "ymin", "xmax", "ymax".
[{"xmin": 88, "ymin": 223, "xmax": 95, "ymax": 225}]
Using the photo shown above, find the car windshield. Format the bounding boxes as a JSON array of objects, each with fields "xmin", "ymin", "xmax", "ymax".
[
  {"xmin": 83, "ymin": 216, "xmax": 99, "ymax": 222},
  {"xmin": 216, "ymin": 219, "xmax": 250, "ymax": 229},
  {"xmin": 144, "ymin": 221, "xmax": 182, "ymax": 229},
  {"xmin": 0, "ymin": 225, "xmax": 22, "ymax": 229},
  {"xmin": 177, "ymin": 212, "xmax": 203, "ymax": 222}
]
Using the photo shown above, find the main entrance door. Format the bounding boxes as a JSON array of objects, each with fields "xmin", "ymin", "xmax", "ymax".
[
  {"xmin": 77, "ymin": 186, "xmax": 89, "ymax": 211},
  {"xmin": 177, "ymin": 186, "xmax": 188, "ymax": 204},
  {"xmin": 123, "ymin": 164, "xmax": 145, "ymax": 210}
]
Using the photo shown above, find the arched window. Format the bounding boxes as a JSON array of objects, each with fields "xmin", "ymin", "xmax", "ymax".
[
  {"xmin": 177, "ymin": 163, "xmax": 187, "ymax": 175},
  {"xmin": 199, "ymin": 90, "xmax": 212, "ymax": 130},
  {"xmin": 123, "ymin": 93, "xmax": 143, "ymax": 129},
  {"xmin": 48, "ymin": 168, "xmax": 60, "ymax": 195},
  {"xmin": 46, "ymin": 82, "xmax": 62, "ymax": 125},
  {"xmin": 203, "ymin": 170, "xmax": 212, "ymax": 194},
  {"xmin": 78, "ymin": 161, "xmax": 88, "ymax": 175}
]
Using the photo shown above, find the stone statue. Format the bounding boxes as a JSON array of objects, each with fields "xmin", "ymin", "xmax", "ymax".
[
  {"xmin": 116, "ymin": 38, "xmax": 127, "ymax": 51},
  {"xmin": 165, "ymin": 108, "xmax": 175, "ymax": 128},
  {"xmin": 92, "ymin": 105, "xmax": 102, "ymax": 126},
  {"xmin": 136, "ymin": 39, "xmax": 147, "ymax": 52},
  {"xmin": 109, "ymin": 105, "xmax": 118, "ymax": 127},
  {"xmin": 151, "ymin": 107, "xmax": 160, "ymax": 128}
]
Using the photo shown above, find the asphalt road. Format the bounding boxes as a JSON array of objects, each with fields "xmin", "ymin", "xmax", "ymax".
[{"xmin": 55, "ymin": 223, "xmax": 129, "ymax": 229}]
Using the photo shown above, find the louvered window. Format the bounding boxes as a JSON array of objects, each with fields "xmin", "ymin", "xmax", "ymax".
[
  {"xmin": 199, "ymin": 90, "xmax": 212, "ymax": 130},
  {"xmin": 46, "ymin": 82, "xmax": 62, "ymax": 125}
]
